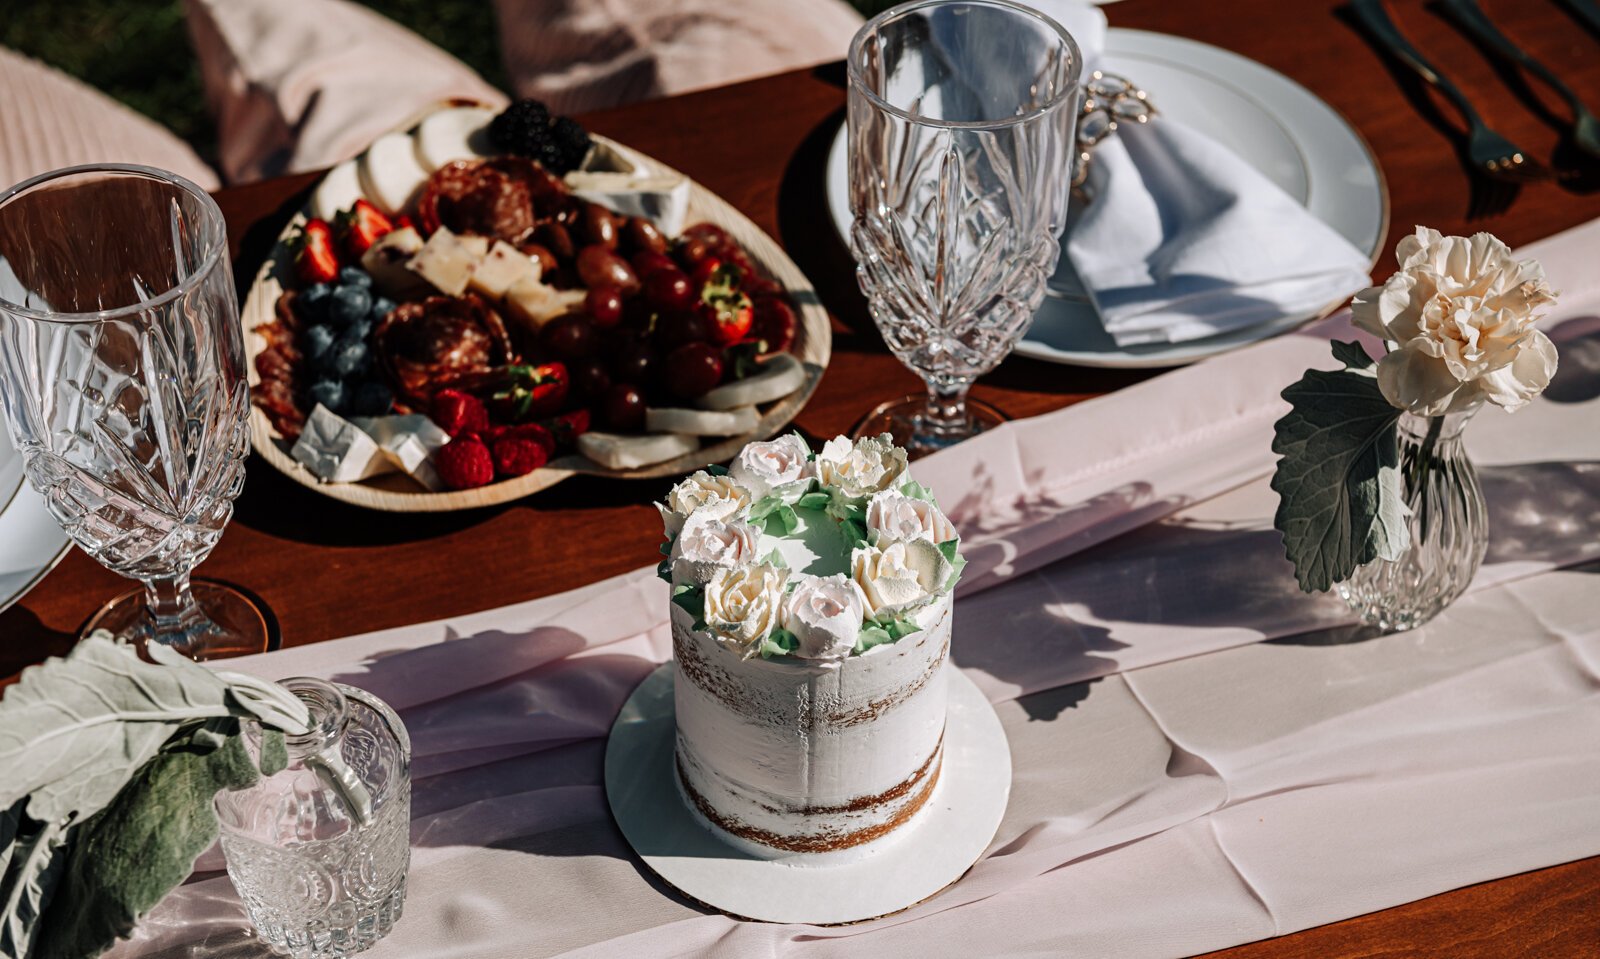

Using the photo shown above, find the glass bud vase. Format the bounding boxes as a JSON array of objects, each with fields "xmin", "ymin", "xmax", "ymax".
[
  {"xmin": 1336, "ymin": 406, "xmax": 1488, "ymax": 632},
  {"xmin": 215, "ymin": 679, "xmax": 411, "ymax": 959}
]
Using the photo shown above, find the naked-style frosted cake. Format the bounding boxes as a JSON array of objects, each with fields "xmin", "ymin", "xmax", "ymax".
[{"xmin": 658, "ymin": 434, "xmax": 964, "ymax": 854}]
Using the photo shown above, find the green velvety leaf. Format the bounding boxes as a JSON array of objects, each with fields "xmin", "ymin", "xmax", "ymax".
[
  {"xmin": 31, "ymin": 718, "xmax": 266, "ymax": 959},
  {"xmin": 1271, "ymin": 366, "xmax": 1408, "ymax": 593},
  {"xmin": 258, "ymin": 729, "xmax": 288, "ymax": 778},
  {"xmin": 1330, "ymin": 339, "xmax": 1376, "ymax": 371},
  {"xmin": 796, "ymin": 491, "xmax": 831, "ymax": 511},
  {"xmin": 0, "ymin": 802, "xmax": 68, "ymax": 959}
]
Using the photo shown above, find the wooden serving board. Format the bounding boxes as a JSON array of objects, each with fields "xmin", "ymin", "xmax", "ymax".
[{"xmin": 240, "ymin": 136, "xmax": 832, "ymax": 513}]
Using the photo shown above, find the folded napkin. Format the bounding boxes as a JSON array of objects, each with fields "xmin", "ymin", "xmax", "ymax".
[{"xmin": 1031, "ymin": 1, "xmax": 1373, "ymax": 347}]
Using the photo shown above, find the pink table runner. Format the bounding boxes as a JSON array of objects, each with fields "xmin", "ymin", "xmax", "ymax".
[{"xmin": 113, "ymin": 220, "xmax": 1600, "ymax": 958}]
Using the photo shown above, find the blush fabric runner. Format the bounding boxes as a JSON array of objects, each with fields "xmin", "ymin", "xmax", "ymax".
[{"xmin": 110, "ymin": 220, "xmax": 1600, "ymax": 959}]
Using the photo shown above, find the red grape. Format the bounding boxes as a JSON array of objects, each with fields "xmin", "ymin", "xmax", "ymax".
[
  {"xmin": 664, "ymin": 342, "xmax": 724, "ymax": 400},
  {"xmin": 601, "ymin": 383, "xmax": 647, "ymax": 431},
  {"xmin": 644, "ymin": 269, "xmax": 695, "ymax": 312},
  {"xmin": 631, "ymin": 250, "xmax": 676, "ymax": 278},
  {"xmin": 655, "ymin": 310, "xmax": 711, "ymax": 351},
  {"xmin": 609, "ymin": 336, "xmax": 656, "ymax": 385},
  {"xmin": 585, "ymin": 286, "xmax": 624, "ymax": 327},
  {"xmin": 576, "ymin": 245, "xmax": 640, "ymax": 294},
  {"xmin": 571, "ymin": 359, "xmax": 612, "ymax": 399},
  {"xmin": 540, "ymin": 314, "xmax": 598, "ymax": 360}
]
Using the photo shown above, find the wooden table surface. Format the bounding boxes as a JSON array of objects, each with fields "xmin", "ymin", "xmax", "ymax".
[{"xmin": 5, "ymin": 0, "xmax": 1599, "ymax": 954}]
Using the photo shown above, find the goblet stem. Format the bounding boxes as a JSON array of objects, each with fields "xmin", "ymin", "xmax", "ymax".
[
  {"xmin": 920, "ymin": 383, "xmax": 974, "ymax": 445},
  {"xmin": 143, "ymin": 570, "xmax": 211, "ymax": 643}
]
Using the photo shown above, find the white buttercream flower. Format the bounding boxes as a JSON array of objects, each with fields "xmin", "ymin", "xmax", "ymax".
[
  {"xmin": 670, "ymin": 513, "xmax": 759, "ymax": 588},
  {"xmin": 783, "ymin": 574, "xmax": 866, "ymax": 660},
  {"xmin": 703, "ymin": 564, "xmax": 788, "ymax": 651},
  {"xmin": 815, "ymin": 433, "xmax": 908, "ymax": 500},
  {"xmin": 728, "ymin": 433, "xmax": 813, "ymax": 500},
  {"xmin": 866, "ymin": 488, "xmax": 956, "ymax": 544},
  {"xmin": 658, "ymin": 470, "xmax": 753, "ymax": 537},
  {"xmin": 1351, "ymin": 227, "xmax": 1559, "ymax": 416},
  {"xmin": 850, "ymin": 538, "xmax": 948, "ymax": 619}
]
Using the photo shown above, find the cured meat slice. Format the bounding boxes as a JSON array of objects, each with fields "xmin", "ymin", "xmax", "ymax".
[{"xmin": 373, "ymin": 293, "xmax": 515, "ymax": 408}]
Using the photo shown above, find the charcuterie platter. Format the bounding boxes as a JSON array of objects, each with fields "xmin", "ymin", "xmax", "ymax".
[{"xmin": 242, "ymin": 99, "xmax": 830, "ymax": 512}]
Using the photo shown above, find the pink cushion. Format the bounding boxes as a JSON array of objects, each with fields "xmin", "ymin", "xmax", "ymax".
[{"xmin": 0, "ymin": 46, "xmax": 218, "ymax": 192}]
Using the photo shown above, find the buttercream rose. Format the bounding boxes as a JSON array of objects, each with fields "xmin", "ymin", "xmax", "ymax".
[
  {"xmin": 866, "ymin": 489, "xmax": 956, "ymax": 544},
  {"xmin": 703, "ymin": 564, "xmax": 788, "ymax": 652},
  {"xmin": 783, "ymin": 574, "xmax": 866, "ymax": 660},
  {"xmin": 850, "ymin": 538, "xmax": 949, "ymax": 619},
  {"xmin": 670, "ymin": 513, "xmax": 759, "ymax": 587},
  {"xmin": 816, "ymin": 433, "xmax": 908, "ymax": 500},
  {"xmin": 728, "ymin": 434, "xmax": 813, "ymax": 500},
  {"xmin": 1352, "ymin": 227, "xmax": 1559, "ymax": 416},
  {"xmin": 658, "ymin": 471, "xmax": 753, "ymax": 537}
]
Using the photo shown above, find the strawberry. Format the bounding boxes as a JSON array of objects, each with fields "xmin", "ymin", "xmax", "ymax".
[
  {"xmin": 497, "ymin": 422, "xmax": 556, "ymax": 459},
  {"xmin": 690, "ymin": 255, "xmax": 724, "ymax": 288},
  {"xmin": 750, "ymin": 294, "xmax": 798, "ymax": 354},
  {"xmin": 544, "ymin": 408, "xmax": 590, "ymax": 450},
  {"xmin": 697, "ymin": 265, "xmax": 753, "ymax": 347},
  {"xmin": 434, "ymin": 435, "xmax": 495, "ymax": 490},
  {"xmin": 490, "ymin": 362, "xmax": 569, "ymax": 422},
  {"xmin": 431, "ymin": 388, "xmax": 490, "ymax": 438},
  {"xmin": 335, "ymin": 199, "xmax": 394, "ymax": 260},
  {"xmin": 491, "ymin": 435, "xmax": 550, "ymax": 477},
  {"xmin": 288, "ymin": 218, "xmax": 340, "ymax": 285}
]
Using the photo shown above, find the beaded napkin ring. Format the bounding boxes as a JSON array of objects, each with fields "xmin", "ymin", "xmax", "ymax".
[{"xmin": 1072, "ymin": 71, "xmax": 1158, "ymax": 201}]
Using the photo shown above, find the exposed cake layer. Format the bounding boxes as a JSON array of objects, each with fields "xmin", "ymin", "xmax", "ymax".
[{"xmin": 672, "ymin": 593, "xmax": 950, "ymax": 852}]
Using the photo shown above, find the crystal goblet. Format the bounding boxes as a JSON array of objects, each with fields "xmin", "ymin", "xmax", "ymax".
[
  {"xmin": 847, "ymin": 0, "xmax": 1081, "ymax": 452},
  {"xmin": 0, "ymin": 163, "xmax": 270, "ymax": 660}
]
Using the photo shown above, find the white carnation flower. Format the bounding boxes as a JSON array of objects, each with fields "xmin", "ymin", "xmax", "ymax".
[
  {"xmin": 783, "ymin": 574, "xmax": 866, "ymax": 660},
  {"xmin": 1351, "ymin": 227, "xmax": 1559, "ymax": 416}
]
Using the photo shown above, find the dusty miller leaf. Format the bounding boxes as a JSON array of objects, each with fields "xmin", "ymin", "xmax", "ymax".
[
  {"xmin": 1271, "ymin": 358, "xmax": 1408, "ymax": 593},
  {"xmin": 0, "ymin": 801, "xmax": 68, "ymax": 959},
  {"xmin": 31, "ymin": 718, "xmax": 267, "ymax": 959}
]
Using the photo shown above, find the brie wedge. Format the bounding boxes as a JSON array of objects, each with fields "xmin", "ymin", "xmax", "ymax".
[
  {"xmin": 407, "ymin": 227, "xmax": 478, "ymax": 297},
  {"xmin": 359, "ymin": 131, "xmax": 431, "ymax": 215},
  {"xmin": 696, "ymin": 353, "xmax": 806, "ymax": 411},
  {"xmin": 503, "ymin": 274, "xmax": 585, "ymax": 330},
  {"xmin": 577, "ymin": 431, "xmax": 697, "ymax": 470},
  {"xmin": 291, "ymin": 405, "xmax": 391, "ymax": 483},
  {"xmin": 644, "ymin": 406, "xmax": 759, "ymax": 436},
  {"xmin": 360, "ymin": 226, "xmax": 430, "ymax": 299}
]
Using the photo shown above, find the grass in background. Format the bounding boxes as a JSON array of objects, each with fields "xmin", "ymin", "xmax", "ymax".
[{"xmin": 2, "ymin": 0, "xmax": 874, "ymax": 171}]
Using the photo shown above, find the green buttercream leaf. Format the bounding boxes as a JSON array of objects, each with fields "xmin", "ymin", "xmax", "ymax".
[
  {"xmin": 853, "ymin": 624, "xmax": 893, "ymax": 654},
  {"xmin": 704, "ymin": 464, "xmax": 730, "ymax": 476},
  {"xmin": 841, "ymin": 518, "xmax": 869, "ymax": 548},
  {"xmin": 671, "ymin": 584, "xmax": 705, "ymax": 623},
  {"xmin": 761, "ymin": 548, "xmax": 788, "ymax": 569},
  {"xmin": 656, "ymin": 556, "xmax": 672, "ymax": 583},
  {"xmin": 796, "ymin": 491, "xmax": 831, "ymax": 511},
  {"xmin": 30, "ymin": 718, "xmax": 267, "ymax": 959},
  {"xmin": 901, "ymin": 480, "xmax": 936, "ymax": 502},
  {"xmin": 936, "ymin": 538, "xmax": 967, "ymax": 590},
  {"xmin": 1271, "ymin": 365, "xmax": 1408, "ymax": 593},
  {"xmin": 757, "ymin": 627, "xmax": 799, "ymax": 659},
  {"xmin": 658, "ymin": 538, "xmax": 673, "ymax": 556}
]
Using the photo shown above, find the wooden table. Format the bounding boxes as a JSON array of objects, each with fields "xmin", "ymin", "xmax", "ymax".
[{"xmin": 5, "ymin": 0, "xmax": 1599, "ymax": 954}]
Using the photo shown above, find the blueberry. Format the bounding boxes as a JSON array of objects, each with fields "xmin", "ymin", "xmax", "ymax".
[
  {"xmin": 301, "ymin": 324, "xmax": 336, "ymax": 362},
  {"xmin": 343, "ymin": 318, "xmax": 374, "ymax": 345},
  {"xmin": 308, "ymin": 378, "xmax": 346, "ymax": 413},
  {"xmin": 351, "ymin": 381, "xmax": 394, "ymax": 416},
  {"xmin": 297, "ymin": 283, "xmax": 333, "ymax": 321},
  {"xmin": 329, "ymin": 285, "xmax": 373, "ymax": 327},
  {"xmin": 330, "ymin": 339, "xmax": 369, "ymax": 378},
  {"xmin": 369, "ymin": 296, "xmax": 397, "ymax": 322},
  {"xmin": 338, "ymin": 266, "xmax": 373, "ymax": 288}
]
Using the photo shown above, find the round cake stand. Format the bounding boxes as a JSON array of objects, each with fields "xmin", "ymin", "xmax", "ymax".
[{"xmin": 605, "ymin": 662, "xmax": 1012, "ymax": 924}]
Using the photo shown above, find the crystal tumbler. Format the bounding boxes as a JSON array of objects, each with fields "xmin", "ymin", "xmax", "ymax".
[
  {"xmin": 847, "ymin": 0, "xmax": 1080, "ymax": 452},
  {"xmin": 215, "ymin": 679, "xmax": 412, "ymax": 959},
  {"xmin": 0, "ymin": 163, "xmax": 269, "ymax": 659}
]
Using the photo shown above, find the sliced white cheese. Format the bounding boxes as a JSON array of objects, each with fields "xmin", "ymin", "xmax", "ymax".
[
  {"xmin": 413, "ymin": 106, "xmax": 497, "ymax": 171},
  {"xmin": 645, "ymin": 406, "xmax": 759, "ymax": 436},
  {"xmin": 291, "ymin": 404, "xmax": 392, "ymax": 483},
  {"xmin": 312, "ymin": 159, "xmax": 366, "ymax": 221},
  {"xmin": 469, "ymin": 241, "xmax": 539, "ymax": 299},
  {"xmin": 459, "ymin": 234, "xmax": 491, "ymax": 258},
  {"xmin": 359, "ymin": 226, "xmax": 430, "ymax": 299},
  {"xmin": 351, "ymin": 413, "xmax": 450, "ymax": 469},
  {"xmin": 503, "ymin": 274, "xmax": 585, "ymax": 330},
  {"xmin": 407, "ymin": 226, "xmax": 477, "ymax": 297},
  {"xmin": 578, "ymin": 431, "xmax": 698, "ymax": 470},
  {"xmin": 358, "ymin": 131, "xmax": 431, "ymax": 216},
  {"xmin": 566, "ymin": 171, "xmax": 691, "ymax": 237},
  {"xmin": 696, "ymin": 353, "xmax": 806, "ymax": 411}
]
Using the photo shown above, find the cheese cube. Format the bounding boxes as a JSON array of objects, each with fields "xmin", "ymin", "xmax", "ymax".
[
  {"xmin": 503, "ymin": 274, "xmax": 586, "ymax": 331},
  {"xmin": 359, "ymin": 226, "xmax": 430, "ymax": 299},
  {"xmin": 468, "ymin": 241, "xmax": 539, "ymax": 300},
  {"xmin": 291, "ymin": 404, "xmax": 392, "ymax": 483},
  {"xmin": 459, "ymin": 235, "xmax": 491, "ymax": 259},
  {"xmin": 407, "ymin": 227, "xmax": 477, "ymax": 297}
]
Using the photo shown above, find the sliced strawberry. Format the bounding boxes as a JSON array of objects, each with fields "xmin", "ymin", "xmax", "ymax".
[
  {"xmin": 489, "ymin": 362, "xmax": 570, "ymax": 422},
  {"xmin": 544, "ymin": 408, "xmax": 590, "ymax": 450},
  {"xmin": 335, "ymin": 199, "xmax": 395, "ymax": 260},
  {"xmin": 288, "ymin": 218, "xmax": 340, "ymax": 286},
  {"xmin": 697, "ymin": 265, "xmax": 753, "ymax": 347},
  {"xmin": 750, "ymin": 293, "xmax": 798, "ymax": 354}
]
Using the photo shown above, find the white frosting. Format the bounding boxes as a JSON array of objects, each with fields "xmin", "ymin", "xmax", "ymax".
[{"xmin": 672, "ymin": 591, "xmax": 950, "ymax": 855}]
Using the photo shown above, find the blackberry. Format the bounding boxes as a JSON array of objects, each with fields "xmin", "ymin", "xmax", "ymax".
[
  {"xmin": 489, "ymin": 99, "xmax": 553, "ymax": 157},
  {"xmin": 546, "ymin": 116, "xmax": 592, "ymax": 174}
]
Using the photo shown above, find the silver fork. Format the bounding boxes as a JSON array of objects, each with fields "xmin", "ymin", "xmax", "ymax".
[
  {"xmin": 1439, "ymin": 0, "xmax": 1600, "ymax": 162},
  {"xmin": 1349, "ymin": 0, "xmax": 1552, "ymax": 183}
]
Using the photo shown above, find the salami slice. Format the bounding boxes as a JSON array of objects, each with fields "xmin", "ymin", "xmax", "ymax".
[
  {"xmin": 416, "ymin": 158, "xmax": 548, "ymax": 243},
  {"xmin": 373, "ymin": 293, "xmax": 515, "ymax": 408}
]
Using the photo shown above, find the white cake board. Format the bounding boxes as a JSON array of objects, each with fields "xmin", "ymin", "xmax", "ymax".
[{"xmin": 605, "ymin": 662, "xmax": 1011, "ymax": 924}]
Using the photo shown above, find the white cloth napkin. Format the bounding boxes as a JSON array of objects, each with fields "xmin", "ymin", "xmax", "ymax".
[{"xmin": 1030, "ymin": 1, "xmax": 1373, "ymax": 347}]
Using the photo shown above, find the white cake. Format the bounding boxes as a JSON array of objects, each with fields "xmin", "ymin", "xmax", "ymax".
[{"xmin": 658, "ymin": 434, "xmax": 964, "ymax": 855}]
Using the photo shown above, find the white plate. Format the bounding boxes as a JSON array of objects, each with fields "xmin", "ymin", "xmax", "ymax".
[
  {"xmin": 0, "ymin": 428, "xmax": 71, "ymax": 616},
  {"xmin": 825, "ymin": 28, "xmax": 1388, "ymax": 369},
  {"xmin": 606, "ymin": 661, "xmax": 1011, "ymax": 924}
]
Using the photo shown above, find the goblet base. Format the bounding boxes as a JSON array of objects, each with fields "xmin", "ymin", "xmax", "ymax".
[
  {"xmin": 83, "ymin": 579, "xmax": 275, "ymax": 661},
  {"xmin": 850, "ymin": 395, "xmax": 1008, "ymax": 457}
]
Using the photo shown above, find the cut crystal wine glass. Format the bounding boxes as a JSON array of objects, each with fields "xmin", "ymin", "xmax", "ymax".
[
  {"xmin": 847, "ymin": 0, "xmax": 1081, "ymax": 453},
  {"xmin": 0, "ymin": 163, "xmax": 270, "ymax": 660}
]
